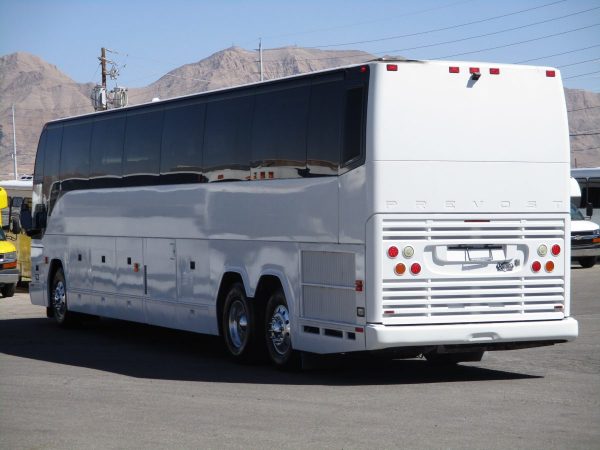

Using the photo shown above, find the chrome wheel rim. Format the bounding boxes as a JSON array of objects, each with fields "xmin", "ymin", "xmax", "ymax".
[
  {"xmin": 53, "ymin": 280, "xmax": 67, "ymax": 320},
  {"xmin": 227, "ymin": 299, "xmax": 248, "ymax": 352},
  {"xmin": 268, "ymin": 304, "xmax": 291, "ymax": 356}
]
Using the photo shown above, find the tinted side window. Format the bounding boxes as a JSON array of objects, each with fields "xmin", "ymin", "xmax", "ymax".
[
  {"xmin": 588, "ymin": 177, "xmax": 600, "ymax": 208},
  {"xmin": 307, "ymin": 78, "xmax": 344, "ymax": 176},
  {"xmin": 43, "ymin": 124, "xmax": 63, "ymax": 215},
  {"xmin": 161, "ymin": 100, "xmax": 206, "ymax": 184},
  {"xmin": 251, "ymin": 84, "xmax": 309, "ymax": 178},
  {"xmin": 123, "ymin": 107, "xmax": 164, "ymax": 185},
  {"xmin": 60, "ymin": 118, "xmax": 93, "ymax": 190},
  {"xmin": 342, "ymin": 86, "xmax": 366, "ymax": 166},
  {"xmin": 33, "ymin": 129, "xmax": 47, "ymax": 185},
  {"xmin": 90, "ymin": 112, "xmax": 126, "ymax": 186},
  {"xmin": 204, "ymin": 95, "xmax": 253, "ymax": 181}
]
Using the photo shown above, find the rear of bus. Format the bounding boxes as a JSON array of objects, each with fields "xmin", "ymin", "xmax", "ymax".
[{"xmin": 364, "ymin": 60, "xmax": 578, "ymax": 354}]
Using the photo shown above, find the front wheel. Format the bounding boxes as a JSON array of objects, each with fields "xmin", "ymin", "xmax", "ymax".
[
  {"xmin": 1, "ymin": 283, "xmax": 16, "ymax": 298},
  {"xmin": 51, "ymin": 268, "xmax": 78, "ymax": 327},
  {"xmin": 579, "ymin": 257, "xmax": 597, "ymax": 268},
  {"xmin": 265, "ymin": 290, "xmax": 299, "ymax": 370}
]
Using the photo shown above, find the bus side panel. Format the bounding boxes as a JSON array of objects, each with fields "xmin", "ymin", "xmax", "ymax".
[
  {"xmin": 176, "ymin": 239, "xmax": 215, "ymax": 334},
  {"xmin": 29, "ymin": 242, "xmax": 47, "ymax": 307}
]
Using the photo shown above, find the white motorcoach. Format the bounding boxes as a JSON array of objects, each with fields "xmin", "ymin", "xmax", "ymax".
[{"xmin": 25, "ymin": 60, "xmax": 578, "ymax": 368}]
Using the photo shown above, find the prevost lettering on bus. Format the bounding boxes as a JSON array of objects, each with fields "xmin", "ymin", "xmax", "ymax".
[{"xmin": 26, "ymin": 60, "xmax": 577, "ymax": 369}]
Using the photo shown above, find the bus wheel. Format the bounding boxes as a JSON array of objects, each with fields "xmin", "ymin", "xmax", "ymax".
[
  {"xmin": 579, "ymin": 257, "xmax": 597, "ymax": 268},
  {"xmin": 1, "ymin": 283, "xmax": 16, "ymax": 298},
  {"xmin": 51, "ymin": 268, "xmax": 77, "ymax": 327},
  {"xmin": 265, "ymin": 289, "xmax": 299, "ymax": 370},
  {"xmin": 222, "ymin": 283, "xmax": 259, "ymax": 362}
]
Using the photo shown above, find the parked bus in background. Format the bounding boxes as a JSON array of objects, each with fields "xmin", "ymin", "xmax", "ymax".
[
  {"xmin": 23, "ymin": 60, "xmax": 577, "ymax": 368},
  {"xmin": 0, "ymin": 187, "xmax": 19, "ymax": 297},
  {"xmin": 0, "ymin": 177, "xmax": 33, "ymax": 284},
  {"xmin": 571, "ymin": 167, "xmax": 600, "ymax": 219}
]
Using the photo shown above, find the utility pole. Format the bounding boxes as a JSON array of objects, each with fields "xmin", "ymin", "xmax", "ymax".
[
  {"xmin": 11, "ymin": 104, "xmax": 17, "ymax": 180},
  {"xmin": 259, "ymin": 38, "xmax": 263, "ymax": 82},
  {"xmin": 101, "ymin": 47, "xmax": 107, "ymax": 90}
]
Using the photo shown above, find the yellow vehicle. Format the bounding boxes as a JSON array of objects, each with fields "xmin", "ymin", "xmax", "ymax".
[
  {"xmin": 0, "ymin": 187, "xmax": 19, "ymax": 297},
  {"xmin": 0, "ymin": 178, "xmax": 33, "ymax": 285}
]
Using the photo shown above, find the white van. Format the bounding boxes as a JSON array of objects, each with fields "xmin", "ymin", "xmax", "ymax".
[{"xmin": 570, "ymin": 177, "xmax": 600, "ymax": 268}]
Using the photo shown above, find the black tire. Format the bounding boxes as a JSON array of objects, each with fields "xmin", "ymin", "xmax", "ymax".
[
  {"xmin": 425, "ymin": 350, "xmax": 484, "ymax": 366},
  {"xmin": 1, "ymin": 283, "xmax": 16, "ymax": 298},
  {"xmin": 265, "ymin": 289, "xmax": 300, "ymax": 370},
  {"xmin": 222, "ymin": 282, "xmax": 262, "ymax": 362},
  {"xmin": 579, "ymin": 257, "xmax": 597, "ymax": 268},
  {"xmin": 50, "ymin": 268, "xmax": 78, "ymax": 327}
]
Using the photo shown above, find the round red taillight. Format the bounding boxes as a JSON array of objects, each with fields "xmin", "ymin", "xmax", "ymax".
[
  {"xmin": 551, "ymin": 244, "xmax": 561, "ymax": 256},
  {"xmin": 545, "ymin": 261, "xmax": 555, "ymax": 272},
  {"xmin": 410, "ymin": 263, "xmax": 422, "ymax": 275},
  {"xmin": 532, "ymin": 261, "xmax": 542, "ymax": 272},
  {"xmin": 388, "ymin": 246, "xmax": 399, "ymax": 258}
]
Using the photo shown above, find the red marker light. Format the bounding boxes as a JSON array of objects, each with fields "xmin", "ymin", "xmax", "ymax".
[
  {"xmin": 532, "ymin": 261, "xmax": 542, "ymax": 272},
  {"xmin": 489, "ymin": 68, "xmax": 500, "ymax": 75},
  {"xmin": 360, "ymin": 66, "xmax": 368, "ymax": 73},
  {"xmin": 551, "ymin": 244, "xmax": 561, "ymax": 256},
  {"xmin": 469, "ymin": 67, "xmax": 480, "ymax": 74},
  {"xmin": 546, "ymin": 70, "xmax": 556, "ymax": 77},
  {"xmin": 449, "ymin": 66, "xmax": 460, "ymax": 74},
  {"xmin": 387, "ymin": 64, "xmax": 398, "ymax": 71},
  {"xmin": 410, "ymin": 263, "xmax": 422, "ymax": 275},
  {"xmin": 388, "ymin": 246, "xmax": 399, "ymax": 258}
]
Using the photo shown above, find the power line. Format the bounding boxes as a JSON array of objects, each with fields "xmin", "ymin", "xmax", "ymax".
[
  {"xmin": 431, "ymin": 23, "xmax": 600, "ymax": 60},
  {"xmin": 259, "ymin": 0, "xmax": 478, "ymax": 41},
  {"xmin": 312, "ymin": 0, "xmax": 567, "ymax": 49},
  {"xmin": 564, "ymin": 69, "xmax": 600, "ymax": 80},
  {"xmin": 514, "ymin": 43, "xmax": 600, "ymax": 63},
  {"xmin": 377, "ymin": 6, "xmax": 600, "ymax": 55},
  {"xmin": 558, "ymin": 57, "xmax": 600, "ymax": 68}
]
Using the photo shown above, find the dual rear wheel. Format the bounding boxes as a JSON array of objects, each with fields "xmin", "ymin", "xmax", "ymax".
[{"xmin": 221, "ymin": 282, "xmax": 298, "ymax": 369}]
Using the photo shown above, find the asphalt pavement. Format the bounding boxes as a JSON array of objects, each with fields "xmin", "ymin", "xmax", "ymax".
[{"xmin": 1, "ymin": 264, "xmax": 599, "ymax": 449}]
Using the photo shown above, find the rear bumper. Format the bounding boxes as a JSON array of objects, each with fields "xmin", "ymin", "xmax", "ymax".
[
  {"xmin": 0, "ymin": 270, "xmax": 19, "ymax": 285},
  {"xmin": 365, "ymin": 317, "xmax": 578, "ymax": 351}
]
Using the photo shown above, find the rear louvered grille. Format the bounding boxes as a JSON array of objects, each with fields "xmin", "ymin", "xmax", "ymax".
[
  {"xmin": 382, "ymin": 277, "xmax": 565, "ymax": 324},
  {"xmin": 377, "ymin": 217, "xmax": 566, "ymax": 325}
]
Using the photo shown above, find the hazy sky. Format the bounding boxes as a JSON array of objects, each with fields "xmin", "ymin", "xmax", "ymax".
[{"xmin": 1, "ymin": 0, "xmax": 599, "ymax": 91}]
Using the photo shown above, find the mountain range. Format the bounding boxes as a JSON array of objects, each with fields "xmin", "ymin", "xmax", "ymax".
[{"xmin": 1, "ymin": 46, "xmax": 598, "ymax": 179}]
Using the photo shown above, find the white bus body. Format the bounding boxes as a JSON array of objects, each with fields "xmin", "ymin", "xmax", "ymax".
[{"xmin": 27, "ymin": 60, "xmax": 577, "ymax": 367}]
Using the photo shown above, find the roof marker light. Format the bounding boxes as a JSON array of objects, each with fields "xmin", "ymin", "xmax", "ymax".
[
  {"xmin": 387, "ymin": 64, "xmax": 398, "ymax": 71},
  {"xmin": 489, "ymin": 68, "xmax": 500, "ymax": 75},
  {"xmin": 449, "ymin": 66, "xmax": 460, "ymax": 74},
  {"xmin": 546, "ymin": 70, "xmax": 556, "ymax": 77},
  {"xmin": 469, "ymin": 67, "xmax": 480, "ymax": 74}
]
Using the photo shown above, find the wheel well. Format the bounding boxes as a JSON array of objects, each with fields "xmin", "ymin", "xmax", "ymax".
[
  {"xmin": 47, "ymin": 259, "xmax": 63, "ymax": 305},
  {"xmin": 216, "ymin": 272, "xmax": 244, "ymax": 336},
  {"xmin": 215, "ymin": 273, "xmax": 283, "ymax": 337}
]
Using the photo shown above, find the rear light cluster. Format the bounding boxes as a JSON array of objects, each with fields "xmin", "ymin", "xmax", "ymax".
[
  {"xmin": 387, "ymin": 245, "xmax": 421, "ymax": 276},
  {"xmin": 531, "ymin": 243, "xmax": 561, "ymax": 273}
]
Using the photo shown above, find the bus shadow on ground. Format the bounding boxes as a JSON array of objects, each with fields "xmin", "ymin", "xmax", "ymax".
[{"xmin": 0, "ymin": 316, "xmax": 541, "ymax": 386}]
